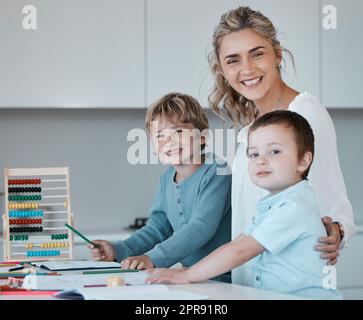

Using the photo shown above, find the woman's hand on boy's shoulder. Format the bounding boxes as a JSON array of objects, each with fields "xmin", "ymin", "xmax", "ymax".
[
  {"xmin": 121, "ymin": 255, "xmax": 154, "ymax": 270},
  {"xmin": 315, "ymin": 216, "xmax": 341, "ymax": 265}
]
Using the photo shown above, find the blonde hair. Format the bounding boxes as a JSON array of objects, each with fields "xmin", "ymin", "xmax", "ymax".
[
  {"xmin": 209, "ymin": 6, "xmax": 295, "ymax": 127},
  {"xmin": 145, "ymin": 92, "xmax": 209, "ymax": 134}
]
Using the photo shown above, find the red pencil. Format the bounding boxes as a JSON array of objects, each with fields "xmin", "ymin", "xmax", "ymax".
[{"xmin": 0, "ymin": 291, "xmax": 59, "ymax": 295}]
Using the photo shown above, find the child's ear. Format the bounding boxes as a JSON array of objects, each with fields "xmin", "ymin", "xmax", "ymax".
[{"xmin": 297, "ymin": 151, "xmax": 313, "ymax": 174}]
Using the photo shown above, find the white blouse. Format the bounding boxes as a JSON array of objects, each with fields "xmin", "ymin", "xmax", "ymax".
[{"xmin": 231, "ymin": 92, "xmax": 357, "ymax": 286}]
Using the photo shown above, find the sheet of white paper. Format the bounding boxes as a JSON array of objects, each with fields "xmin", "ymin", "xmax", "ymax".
[
  {"xmin": 55, "ymin": 284, "xmax": 209, "ymax": 300},
  {"xmin": 0, "ymin": 266, "xmax": 12, "ymax": 272},
  {"xmin": 22, "ymin": 271, "xmax": 149, "ymax": 290}
]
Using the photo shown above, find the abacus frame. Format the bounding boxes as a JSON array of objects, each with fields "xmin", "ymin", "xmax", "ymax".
[{"xmin": 2, "ymin": 167, "xmax": 74, "ymax": 262}]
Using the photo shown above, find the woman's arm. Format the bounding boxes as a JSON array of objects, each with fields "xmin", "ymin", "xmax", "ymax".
[{"xmin": 293, "ymin": 95, "xmax": 357, "ymax": 250}]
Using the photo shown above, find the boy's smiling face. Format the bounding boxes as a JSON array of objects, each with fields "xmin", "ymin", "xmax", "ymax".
[
  {"xmin": 150, "ymin": 115, "xmax": 205, "ymax": 166},
  {"xmin": 247, "ymin": 124, "xmax": 311, "ymax": 194}
]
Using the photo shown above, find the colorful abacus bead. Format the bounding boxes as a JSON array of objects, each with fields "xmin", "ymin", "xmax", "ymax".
[
  {"xmin": 40, "ymin": 242, "xmax": 69, "ymax": 248},
  {"xmin": 8, "ymin": 195, "xmax": 42, "ymax": 201},
  {"xmin": 8, "ymin": 211, "xmax": 43, "ymax": 218},
  {"xmin": 10, "ymin": 234, "xmax": 29, "ymax": 241},
  {"xmin": 51, "ymin": 233, "xmax": 68, "ymax": 240},
  {"xmin": 8, "ymin": 179, "xmax": 41, "ymax": 185},
  {"xmin": 8, "ymin": 187, "xmax": 42, "ymax": 193},
  {"xmin": 26, "ymin": 250, "xmax": 60, "ymax": 257},
  {"xmin": 10, "ymin": 226, "xmax": 42, "ymax": 233},
  {"xmin": 8, "ymin": 202, "xmax": 39, "ymax": 209},
  {"xmin": 9, "ymin": 218, "xmax": 42, "ymax": 225}
]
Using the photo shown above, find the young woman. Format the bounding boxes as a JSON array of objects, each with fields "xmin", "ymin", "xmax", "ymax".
[{"xmin": 207, "ymin": 6, "xmax": 356, "ymax": 286}]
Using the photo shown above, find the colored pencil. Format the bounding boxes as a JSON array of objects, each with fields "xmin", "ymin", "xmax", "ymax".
[
  {"xmin": 65, "ymin": 223, "xmax": 99, "ymax": 247},
  {"xmin": 83, "ymin": 269, "xmax": 139, "ymax": 275}
]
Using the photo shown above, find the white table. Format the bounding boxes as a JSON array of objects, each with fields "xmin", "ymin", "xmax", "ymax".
[{"xmin": 0, "ymin": 277, "xmax": 301, "ymax": 300}]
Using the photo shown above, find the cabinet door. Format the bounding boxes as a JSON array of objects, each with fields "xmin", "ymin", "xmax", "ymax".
[
  {"xmin": 0, "ymin": 0, "xmax": 145, "ymax": 108},
  {"xmin": 321, "ymin": 0, "xmax": 363, "ymax": 108},
  {"xmin": 147, "ymin": 0, "xmax": 320, "ymax": 107}
]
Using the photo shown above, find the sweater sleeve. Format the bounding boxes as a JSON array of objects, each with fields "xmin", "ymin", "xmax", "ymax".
[
  {"xmin": 145, "ymin": 164, "xmax": 231, "ymax": 267},
  {"xmin": 112, "ymin": 177, "xmax": 173, "ymax": 262},
  {"xmin": 292, "ymin": 93, "xmax": 357, "ymax": 247}
]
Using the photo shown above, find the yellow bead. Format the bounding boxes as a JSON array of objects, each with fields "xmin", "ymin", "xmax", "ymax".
[{"xmin": 64, "ymin": 201, "xmax": 68, "ymax": 208}]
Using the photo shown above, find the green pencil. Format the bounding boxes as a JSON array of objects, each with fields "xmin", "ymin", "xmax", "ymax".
[
  {"xmin": 65, "ymin": 223, "xmax": 99, "ymax": 247},
  {"xmin": 83, "ymin": 269, "xmax": 139, "ymax": 275}
]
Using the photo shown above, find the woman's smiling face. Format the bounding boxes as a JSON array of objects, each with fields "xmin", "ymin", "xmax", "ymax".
[{"xmin": 218, "ymin": 28, "xmax": 281, "ymax": 102}]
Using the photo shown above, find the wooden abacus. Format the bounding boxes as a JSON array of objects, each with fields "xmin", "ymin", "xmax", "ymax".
[{"xmin": 2, "ymin": 167, "xmax": 74, "ymax": 262}]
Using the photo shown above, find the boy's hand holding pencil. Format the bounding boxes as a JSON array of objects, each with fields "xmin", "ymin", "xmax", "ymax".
[
  {"xmin": 64, "ymin": 223, "xmax": 117, "ymax": 262},
  {"xmin": 86, "ymin": 240, "xmax": 116, "ymax": 262}
]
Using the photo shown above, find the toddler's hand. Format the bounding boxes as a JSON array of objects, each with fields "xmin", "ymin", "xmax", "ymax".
[
  {"xmin": 86, "ymin": 240, "xmax": 116, "ymax": 261},
  {"xmin": 121, "ymin": 255, "xmax": 154, "ymax": 270},
  {"xmin": 146, "ymin": 268, "xmax": 190, "ymax": 284}
]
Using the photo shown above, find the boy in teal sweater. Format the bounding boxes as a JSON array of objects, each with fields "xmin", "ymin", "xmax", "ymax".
[{"xmin": 88, "ymin": 93, "xmax": 231, "ymax": 282}]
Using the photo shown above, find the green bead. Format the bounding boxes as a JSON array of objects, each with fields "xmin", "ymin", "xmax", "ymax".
[{"xmin": 10, "ymin": 235, "xmax": 13, "ymax": 241}]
